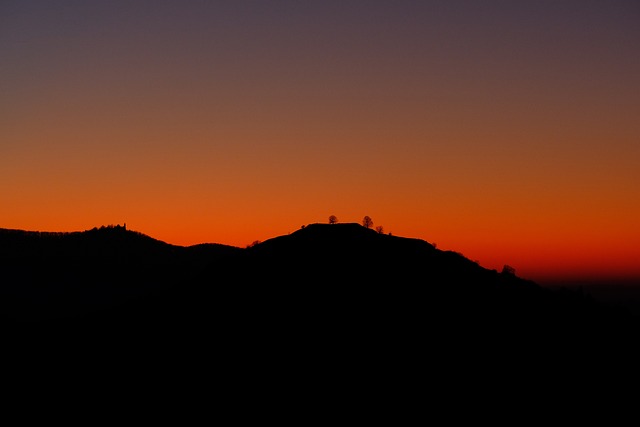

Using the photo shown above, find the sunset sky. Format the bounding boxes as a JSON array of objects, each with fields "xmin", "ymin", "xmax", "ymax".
[{"xmin": 2, "ymin": 1, "xmax": 639, "ymax": 285}]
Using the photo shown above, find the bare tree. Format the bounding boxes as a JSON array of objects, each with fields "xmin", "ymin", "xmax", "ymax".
[
  {"xmin": 328, "ymin": 215, "xmax": 338, "ymax": 224},
  {"xmin": 362, "ymin": 216, "xmax": 373, "ymax": 229},
  {"xmin": 375, "ymin": 225, "xmax": 384, "ymax": 234}
]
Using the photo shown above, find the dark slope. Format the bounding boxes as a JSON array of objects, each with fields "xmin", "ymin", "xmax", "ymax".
[
  {"xmin": 238, "ymin": 223, "xmax": 628, "ymax": 333},
  {"xmin": 1, "ymin": 223, "xmax": 635, "ymax": 348},
  {"xmin": 0, "ymin": 225, "xmax": 240, "ymax": 322},
  {"xmin": 4, "ymin": 223, "xmax": 639, "ymax": 400}
]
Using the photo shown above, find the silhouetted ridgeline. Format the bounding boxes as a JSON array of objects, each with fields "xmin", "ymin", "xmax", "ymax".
[
  {"xmin": 0, "ymin": 225, "xmax": 240, "ymax": 323},
  {"xmin": 1, "ymin": 223, "xmax": 636, "ymax": 345}
]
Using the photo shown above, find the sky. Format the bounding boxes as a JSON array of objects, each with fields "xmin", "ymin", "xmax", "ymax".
[{"xmin": 2, "ymin": 0, "xmax": 639, "ymax": 285}]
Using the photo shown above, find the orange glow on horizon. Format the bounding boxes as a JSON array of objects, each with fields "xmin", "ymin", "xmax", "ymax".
[{"xmin": 2, "ymin": 1, "xmax": 639, "ymax": 286}]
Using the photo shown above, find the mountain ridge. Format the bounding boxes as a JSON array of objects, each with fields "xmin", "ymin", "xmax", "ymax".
[
  {"xmin": 1, "ymin": 222, "xmax": 636, "ymax": 336},
  {"xmin": 4, "ymin": 221, "xmax": 640, "ymax": 384}
]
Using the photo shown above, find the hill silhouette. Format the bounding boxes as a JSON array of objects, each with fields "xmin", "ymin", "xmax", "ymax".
[
  {"xmin": 4, "ymin": 221, "xmax": 640, "ymax": 402},
  {"xmin": 2, "ymin": 222, "xmax": 637, "ymax": 353},
  {"xmin": 0, "ymin": 224, "xmax": 240, "ymax": 322}
]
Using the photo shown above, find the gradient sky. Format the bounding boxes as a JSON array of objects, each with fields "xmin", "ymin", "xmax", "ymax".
[{"xmin": 2, "ymin": 0, "xmax": 639, "ymax": 285}]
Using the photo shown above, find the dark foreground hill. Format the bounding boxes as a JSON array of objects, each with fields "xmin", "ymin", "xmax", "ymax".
[
  {"xmin": 3, "ymin": 223, "xmax": 639, "ymax": 404},
  {"xmin": 2, "ymin": 223, "xmax": 638, "ymax": 366}
]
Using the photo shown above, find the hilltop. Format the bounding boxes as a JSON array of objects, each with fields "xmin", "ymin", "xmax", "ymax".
[
  {"xmin": 1, "ymin": 222, "xmax": 636, "ymax": 344},
  {"xmin": 4, "ymin": 221, "xmax": 640, "ymax": 394}
]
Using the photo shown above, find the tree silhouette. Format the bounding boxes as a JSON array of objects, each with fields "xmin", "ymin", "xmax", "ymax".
[
  {"xmin": 328, "ymin": 215, "xmax": 338, "ymax": 224},
  {"xmin": 375, "ymin": 225, "xmax": 384, "ymax": 234},
  {"xmin": 502, "ymin": 265, "xmax": 516, "ymax": 276},
  {"xmin": 362, "ymin": 216, "xmax": 373, "ymax": 229}
]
